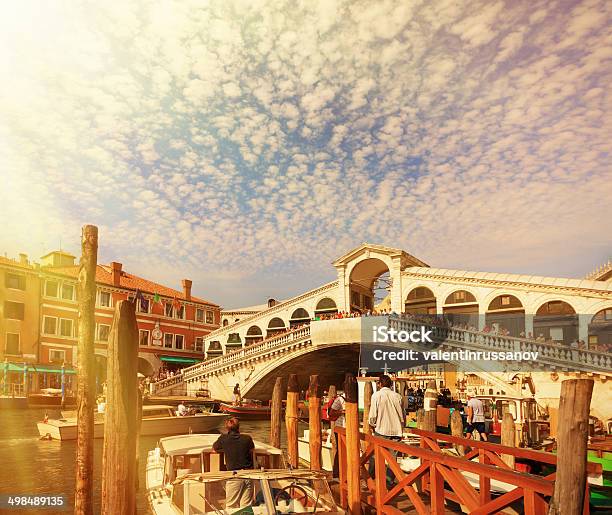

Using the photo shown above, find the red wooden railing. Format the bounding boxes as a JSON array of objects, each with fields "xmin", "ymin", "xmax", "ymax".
[{"xmin": 335, "ymin": 427, "xmax": 601, "ymax": 514}]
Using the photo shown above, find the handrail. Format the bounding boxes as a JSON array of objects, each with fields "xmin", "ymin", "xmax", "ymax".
[
  {"xmin": 182, "ymin": 326, "xmax": 312, "ymax": 379},
  {"xmin": 150, "ymin": 373, "xmax": 184, "ymax": 392}
]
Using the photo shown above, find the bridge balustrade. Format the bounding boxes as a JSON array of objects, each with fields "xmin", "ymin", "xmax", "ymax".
[{"xmin": 149, "ymin": 371, "xmax": 184, "ymax": 394}]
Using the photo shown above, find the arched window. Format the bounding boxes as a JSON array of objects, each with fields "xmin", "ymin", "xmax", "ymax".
[
  {"xmin": 405, "ymin": 287, "xmax": 436, "ymax": 315},
  {"xmin": 207, "ymin": 341, "xmax": 223, "ymax": 358},
  {"xmin": 443, "ymin": 290, "xmax": 478, "ymax": 327},
  {"xmin": 485, "ymin": 295, "xmax": 525, "ymax": 337},
  {"xmin": 314, "ymin": 298, "xmax": 338, "ymax": 316},
  {"xmin": 267, "ymin": 317, "xmax": 286, "ymax": 338},
  {"xmin": 588, "ymin": 308, "xmax": 612, "ymax": 350},
  {"xmin": 290, "ymin": 308, "xmax": 310, "ymax": 327},
  {"xmin": 444, "ymin": 290, "xmax": 477, "ymax": 304},
  {"xmin": 534, "ymin": 301, "xmax": 578, "ymax": 345},
  {"xmin": 222, "ymin": 319, "xmax": 229, "ymax": 327},
  {"xmin": 245, "ymin": 325, "xmax": 263, "ymax": 346}
]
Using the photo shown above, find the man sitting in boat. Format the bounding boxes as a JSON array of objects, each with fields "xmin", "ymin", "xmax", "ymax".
[
  {"xmin": 213, "ymin": 417, "xmax": 255, "ymax": 510},
  {"xmin": 177, "ymin": 403, "xmax": 188, "ymax": 416}
]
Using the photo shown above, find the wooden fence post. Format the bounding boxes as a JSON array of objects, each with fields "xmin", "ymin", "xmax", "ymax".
[
  {"xmin": 286, "ymin": 374, "xmax": 299, "ymax": 468},
  {"xmin": 501, "ymin": 412, "xmax": 516, "ymax": 469},
  {"xmin": 270, "ymin": 377, "xmax": 283, "ymax": 449},
  {"xmin": 308, "ymin": 375, "xmax": 322, "ymax": 470},
  {"xmin": 74, "ymin": 225, "xmax": 98, "ymax": 515},
  {"xmin": 363, "ymin": 380, "xmax": 373, "ymax": 434},
  {"xmin": 424, "ymin": 380, "xmax": 438, "ymax": 432},
  {"xmin": 101, "ymin": 300, "xmax": 140, "ymax": 515},
  {"xmin": 548, "ymin": 379, "xmax": 594, "ymax": 515},
  {"xmin": 345, "ymin": 373, "xmax": 361, "ymax": 514}
]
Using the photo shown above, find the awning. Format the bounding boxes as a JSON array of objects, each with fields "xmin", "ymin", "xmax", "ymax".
[
  {"xmin": 29, "ymin": 364, "xmax": 77, "ymax": 374},
  {"xmin": 158, "ymin": 356, "xmax": 202, "ymax": 364}
]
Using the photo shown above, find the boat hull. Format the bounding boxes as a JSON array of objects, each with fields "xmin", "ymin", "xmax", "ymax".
[
  {"xmin": 37, "ymin": 413, "xmax": 228, "ymax": 441},
  {"xmin": 219, "ymin": 402, "xmax": 273, "ymax": 420},
  {"xmin": 28, "ymin": 394, "xmax": 76, "ymax": 408}
]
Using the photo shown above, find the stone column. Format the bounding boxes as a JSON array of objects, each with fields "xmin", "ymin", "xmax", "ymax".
[
  {"xmin": 390, "ymin": 257, "xmax": 403, "ymax": 314},
  {"xmin": 525, "ymin": 314, "xmax": 534, "ymax": 339}
]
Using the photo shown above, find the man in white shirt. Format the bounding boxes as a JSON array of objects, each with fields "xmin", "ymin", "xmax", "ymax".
[
  {"xmin": 329, "ymin": 394, "xmax": 346, "ymax": 427},
  {"xmin": 368, "ymin": 375, "xmax": 404, "ymax": 488},
  {"xmin": 465, "ymin": 394, "xmax": 487, "ymax": 441}
]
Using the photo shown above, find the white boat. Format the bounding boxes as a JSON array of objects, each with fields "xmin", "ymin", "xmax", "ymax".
[
  {"xmin": 298, "ymin": 429, "xmax": 334, "ymax": 472},
  {"xmin": 146, "ymin": 433, "xmax": 342, "ymax": 514},
  {"xmin": 37, "ymin": 404, "xmax": 228, "ymax": 441}
]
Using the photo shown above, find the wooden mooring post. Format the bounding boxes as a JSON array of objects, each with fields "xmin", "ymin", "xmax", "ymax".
[
  {"xmin": 344, "ymin": 373, "xmax": 361, "ymax": 514},
  {"xmin": 501, "ymin": 412, "xmax": 515, "ymax": 469},
  {"xmin": 328, "ymin": 385, "xmax": 338, "ymax": 477},
  {"xmin": 423, "ymin": 379, "xmax": 437, "ymax": 432},
  {"xmin": 548, "ymin": 378, "xmax": 594, "ymax": 515},
  {"xmin": 450, "ymin": 409, "xmax": 464, "ymax": 455},
  {"xmin": 308, "ymin": 375, "xmax": 322, "ymax": 470},
  {"xmin": 101, "ymin": 300, "xmax": 140, "ymax": 515},
  {"xmin": 270, "ymin": 377, "xmax": 283, "ymax": 449},
  {"xmin": 362, "ymin": 380, "xmax": 373, "ymax": 434},
  {"xmin": 286, "ymin": 374, "xmax": 299, "ymax": 468},
  {"xmin": 74, "ymin": 225, "xmax": 98, "ymax": 515}
]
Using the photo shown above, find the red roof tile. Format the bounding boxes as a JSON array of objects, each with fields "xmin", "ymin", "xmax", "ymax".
[{"xmin": 45, "ymin": 264, "xmax": 218, "ymax": 307}]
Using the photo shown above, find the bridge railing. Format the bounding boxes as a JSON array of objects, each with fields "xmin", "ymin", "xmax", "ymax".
[
  {"xmin": 389, "ymin": 316, "xmax": 612, "ymax": 373},
  {"xmin": 182, "ymin": 326, "xmax": 312, "ymax": 380},
  {"xmin": 149, "ymin": 372, "xmax": 184, "ymax": 394}
]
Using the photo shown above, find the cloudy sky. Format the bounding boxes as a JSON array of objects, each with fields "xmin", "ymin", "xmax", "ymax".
[{"xmin": 1, "ymin": 0, "xmax": 611, "ymax": 307}]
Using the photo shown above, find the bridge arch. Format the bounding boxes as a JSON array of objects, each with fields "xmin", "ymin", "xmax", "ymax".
[
  {"xmin": 314, "ymin": 297, "xmax": 338, "ymax": 317},
  {"xmin": 534, "ymin": 300, "xmax": 578, "ymax": 344},
  {"xmin": 404, "ymin": 286, "xmax": 437, "ymax": 315},
  {"xmin": 587, "ymin": 307, "xmax": 612, "ymax": 350},
  {"xmin": 138, "ymin": 356, "xmax": 155, "ymax": 377},
  {"xmin": 289, "ymin": 308, "xmax": 310, "ymax": 327},
  {"xmin": 245, "ymin": 325, "xmax": 263, "ymax": 346},
  {"xmin": 442, "ymin": 289, "xmax": 479, "ymax": 327},
  {"xmin": 348, "ymin": 257, "xmax": 390, "ymax": 313},
  {"xmin": 267, "ymin": 317, "xmax": 286, "ymax": 338},
  {"xmin": 485, "ymin": 294, "xmax": 525, "ymax": 337}
]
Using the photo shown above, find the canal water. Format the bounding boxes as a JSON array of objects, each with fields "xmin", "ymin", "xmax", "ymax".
[{"xmin": 1, "ymin": 408, "xmax": 301, "ymax": 513}]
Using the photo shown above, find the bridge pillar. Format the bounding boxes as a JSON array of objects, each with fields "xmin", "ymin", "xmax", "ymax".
[
  {"xmin": 336, "ymin": 265, "xmax": 349, "ymax": 312},
  {"xmin": 525, "ymin": 314, "xmax": 534, "ymax": 338},
  {"xmin": 390, "ymin": 258, "xmax": 403, "ymax": 314},
  {"xmin": 578, "ymin": 314, "xmax": 590, "ymax": 344}
]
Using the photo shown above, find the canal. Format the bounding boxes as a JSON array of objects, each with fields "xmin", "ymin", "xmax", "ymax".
[{"xmin": 1, "ymin": 408, "xmax": 301, "ymax": 513}]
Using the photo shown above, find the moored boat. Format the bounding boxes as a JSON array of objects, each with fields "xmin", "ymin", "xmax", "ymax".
[
  {"xmin": 219, "ymin": 401, "xmax": 274, "ymax": 420},
  {"xmin": 146, "ymin": 433, "xmax": 343, "ymax": 514},
  {"xmin": 37, "ymin": 404, "xmax": 228, "ymax": 441},
  {"xmin": 28, "ymin": 388, "xmax": 76, "ymax": 408}
]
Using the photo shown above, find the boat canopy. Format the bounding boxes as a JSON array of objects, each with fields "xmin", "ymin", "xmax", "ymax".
[
  {"xmin": 159, "ymin": 434, "xmax": 220, "ymax": 456},
  {"xmin": 173, "ymin": 469, "xmax": 330, "ymax": 484}
]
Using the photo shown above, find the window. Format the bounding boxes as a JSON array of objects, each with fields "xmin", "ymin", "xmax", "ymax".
[
  {"xmin": 175, "ymin": 305, "xmax": 185, "ymax": 319},
  {"xmin": 456, "ymin": 291, "xmax": 466, "ymax": 301},
  {"xmin": 195, "ymin": 337, "xmax": 204, "ymax": 352},
  {"xmin": 589, "ymin": 335, "xmax": 598, "ymax": 345},
  {"xmin": 61, "ymin": 283, "xmax": 75, "ymax": 300},
  {"xmin": 175, "ymin": 334, "xmax": 184, "ymax": 350},
  {"xmin": 98, "ymin": 324, "xmax": 110, "ymax": 342},
  {"xmin": 165, "ymin": 303, "xmax": 173, "ymax": 317},
  {"xmin": 43, "ymin": 316, "xmax": 57, "ymax": 335},
  {"xmin": 205, "ymin": 310, "xmax": 214, "ymax": 324},
  {"xmin": 139, "ymin": 329, "xmax": 150, "ymax": 346},
  {"xmin": 45, "ymin": 280, "xmax": 59, "ymax": 297},
  {"xmin": 5, "ymin": 273, "xmax": 25, "ymax": 290},
  {"xmin": 5, "ymin": 333, "xmax": 20, "ymax": 355},
  {"xmin": 137, "ymin": 298, "xmax": 150, "ymax": 313},
  {"xmin": 4, "ymin": 301, "xmax": 25, "ymax": 320},
  {"xmin": 501, "ymin": 296, "xmax": 510, "ymax": 306},
  {"xmin": 60, "ymin": 319, "xmax": 74, "ymax": 337},
  {"xmin": 196, "ymin": 308, "xmax": 204, "ymax": 323},
  {"xmin": 49, "ymin": 349, "xmax": 65, "ymax": 363},
  {"xmin": 164, "ymin": 333, "xmax": 173, "ymax": 348},
  {"xmin": 549, "ymin": 327, "xmax": 563, "ymax": 341},
  {"xmin": 99, "ymin": 291, "xmax": 111, "ymax": 307},
  {"xmin": 605, "ymin": 309, "xmax": 612, "ymax": 321}
]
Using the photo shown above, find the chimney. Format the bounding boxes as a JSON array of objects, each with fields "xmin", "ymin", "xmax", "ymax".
[
  {"xmin": 19, "ymin": 253, "xmax": 29, "ymax": 265},
  {"xmin": 110, "ymin": 262, "xmax": 122, "ymax": 287},
  {"xmin": 182, "ymin": 279, "xmax": 192, "ymax": 300}
]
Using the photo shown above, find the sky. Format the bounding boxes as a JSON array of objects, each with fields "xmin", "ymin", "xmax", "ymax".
[{"xmin": 1, "ymin": 0, "xmax": 611, "ymax": 308}]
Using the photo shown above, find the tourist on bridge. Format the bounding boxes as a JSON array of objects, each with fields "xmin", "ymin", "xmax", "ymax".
[
  {"xmin": 213, "ymin": 417, "xmax": 255, "ymax": 509},
  {"xmin": 465, "ymin": 393, "xmax": 488, "ymax": 441},
  {"xmin": 368, "ymin": 375, "xmax": 405, "ymax": 488}
]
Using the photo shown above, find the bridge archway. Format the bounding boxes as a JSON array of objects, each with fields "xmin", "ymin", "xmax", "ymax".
[
  {"xmin": 138, "ymin": 356, "xmax": 155, "ymax": 377},
  {"xmin": 315, "ymin": 298, "xmax": 338, "ymax": 317},
  {"xmin": 588, "ymin": 307, "xmax": 612, "ymax": 350},
  {"xmin": 534, "ymin": 300, "xmax": 578, "ymax": 344},
  {"xmin": 267, "ymin": 317, "xmax": 286, "ymax": 338},
  {"xmin": 405, "ymin": 286, "xmax": 437, "ymax": 315},
  {"xmin": 207, "ymin": 341, "xmax": 222, "ymax": 359},
  {"xmin": 245, "ymin": 325, "xmax": 263, "ymax": 346},
  {"xmin": 443, "ymin": 290, "xmax": 479, "ymax": 327},
  {"xmin": 290, "ymin": 308, "xmax": 310, "ymax": 327},
  {"xmin": 348, "ymin": 258, "xmax": 390, "ymax": 313},
  {"xmin": 485, "ymin": 294, "xmax": 525, "ymax": 337}
]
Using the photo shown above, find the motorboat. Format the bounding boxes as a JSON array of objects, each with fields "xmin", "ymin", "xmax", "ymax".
[
  {"xmin": 37, "ymin": 404, "xmax": 228, "ymax": 441},
  {"xmin": 298, "ymin": 429, "xmax": 334, "ymax": 472},
  {"xmin": 28, "ymin": 388, "xmax": 76, "ymax": 408},
  {"xmin": 146, "ymin": 433, "xmax": 342, "ymax": 514},
  {"xmin": 219, "ymin": 401, "xmax": 274, "ymax": 420}
]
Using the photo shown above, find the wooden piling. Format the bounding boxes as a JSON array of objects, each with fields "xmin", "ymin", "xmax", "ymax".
[
  {"xmin": 101, "ymin": 300, "xmax": 140, "ymax": 515},
  {"xmin": 328, "ymin": 385, "xmax": 338, "ymax": 476},
  {"xmin": 308, "ymin": 375, "xmax": 322, "ymax": 470},
  {"xmin": 501, "ymin": 412, "xmax": 515, "ymax": 469},
  {"xmin": 416, "ymin": 408, "xmax": 425, "ymax": 430},
  {"xmin": 270, "ymin": 377, "xmax": 283, "ymax": 449},
  {"xmin": 74, "ymin": 225, "xmax": 98, "ymax": 515},
  {"xmin": 286, "ymin": 374, "xmax": 299, "ymax": 468},
  {"xmin": 423, "ymin": 380, "xmax": 438, "ymax": 432},
  {"xmin": 548, "ymin": 379, "xmax": 594, "ymax": 515},
  {"xmin": 344, "ymin": 373, "xmax": 361, "ymax": 514},
  {"xmin": 363, "ymin": 380, "xmax": 373, "ymax": 434},
  {"xmin": 450, "ymin": 409, "xmax": 464, "ymax": 455}
]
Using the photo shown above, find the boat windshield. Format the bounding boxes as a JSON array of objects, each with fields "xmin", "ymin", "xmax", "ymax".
[{"xmin": 175, "ymin": 476, "xmax": 339, "ymax": 514}]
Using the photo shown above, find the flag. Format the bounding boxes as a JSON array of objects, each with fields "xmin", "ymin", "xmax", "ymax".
[
  {"xmin": 172, "ymin": 297, "xmax": 181, "ymax": 311},
  {"xmin": 153, "ymin": 292, "xmax": 160, "ymax": 304}
]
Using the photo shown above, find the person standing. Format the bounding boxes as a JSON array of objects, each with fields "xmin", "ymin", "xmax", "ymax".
[
  {"xmin": 213, "ymin": 418, "xmax": 255, "ymax": 509},
  {"xmin": 368, "ymin": 375, "xmax": 404, "ymax": 487},
  {"xmin": 465, "ymin": 393, "xmax": 488, "ymax": 441},
  {"xmin": 233, "ymin": 383, "xmax": 242, "ymax": 406}
]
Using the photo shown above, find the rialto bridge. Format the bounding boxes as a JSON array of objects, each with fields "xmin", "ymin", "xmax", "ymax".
[{"xmin": 153, "ymin": 244, "xmax": 612, "ymax": 417}]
